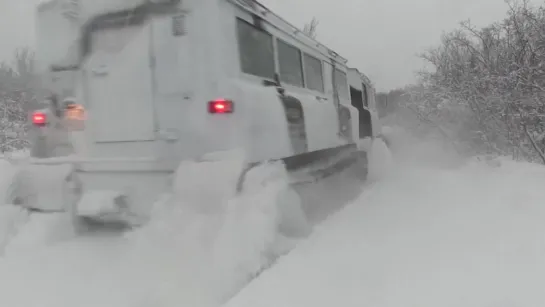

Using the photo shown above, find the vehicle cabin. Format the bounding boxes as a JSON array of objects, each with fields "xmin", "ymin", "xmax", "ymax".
[{"xmin": 227, "ymin": 0, "xmax": 376, "ymax": 141}]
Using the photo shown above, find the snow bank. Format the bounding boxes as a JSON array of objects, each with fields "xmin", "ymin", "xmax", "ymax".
[
  {"xmin": 122, "ymin": 155, "xmax": 303, "ymax": 306},
  {"xmin": 1, "ymin": 149, "xmax": 30, "ymax": 160},
  {"xmin": 0, "ymin": 159, "xmax": 18, "ymax": 203},
  {"xmin": 0, "ymin": 206, "xmax": 29, "ymax": 255},
  {"xmin": 224, "ymin": 144, "xmax": 545, "ymax": 307},
  {"xmin": 0, "ymin": 153, "xmax": 78, "ymax": 257},
  {"xmin": 0, "ymin": 160, "xmax": 26, "ymax": 255},
  {"xmin": 2, "ymin": 212, "xmax": 76, "ymax": 257},
  {"xmin": 0, "ymin": 235, "xmax": 131, "ymax": 307},
  {"xmin": 0, "ymin": 152, "xmax": 302, "ymax": 307}
]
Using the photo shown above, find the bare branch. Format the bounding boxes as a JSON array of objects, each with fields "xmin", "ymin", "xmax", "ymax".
[
  {"xmin": 524, "ymin": 124, "xmax": 545, "ymax": 164},
  {"xmin": 303, "ymin": 17, "xmax": 319, "ymax": 39}
]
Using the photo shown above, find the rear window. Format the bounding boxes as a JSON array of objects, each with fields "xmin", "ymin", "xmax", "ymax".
[
  {"xmin": 277, "ymin": 38, "xmax": 304, "ymax": 87},
  {"xmin": 303, "ymin": 53, "xmax": 324, "ymax": 92}
]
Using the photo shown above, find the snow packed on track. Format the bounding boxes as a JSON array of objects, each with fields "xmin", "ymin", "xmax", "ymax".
[
  {"xmin": 0, "ymin": 147, "xmax": 370, "ymax": 307},
  {"xmin": 224, "ymin": 128, "xmax": 545, "ymax": 307}
]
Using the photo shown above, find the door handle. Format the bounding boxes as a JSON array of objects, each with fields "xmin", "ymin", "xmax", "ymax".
[{"xmin": 316, "ymin": 96, "xmax": 328, "ymax": 102}]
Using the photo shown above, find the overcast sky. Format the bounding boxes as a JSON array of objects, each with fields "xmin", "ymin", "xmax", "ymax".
[{"xmin": 0, "ymin": 0, "xmax": 537, "ymax": 91}]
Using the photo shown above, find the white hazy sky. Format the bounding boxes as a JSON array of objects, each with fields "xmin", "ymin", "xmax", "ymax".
[{"xmin": 0, "ymin": 0, "xmax": 538, "ymax": 91}]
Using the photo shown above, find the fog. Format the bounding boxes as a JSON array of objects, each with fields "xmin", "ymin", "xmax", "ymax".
[{"xmin": 0, "ymin": 0, "xmax": 538, "ymax": 90}]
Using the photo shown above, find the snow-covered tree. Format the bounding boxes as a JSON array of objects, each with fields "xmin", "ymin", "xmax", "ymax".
[
  {"xmin": 0, "ymin": 47, "xmax": 39, "ymax": 153},
  {"xmin": 399, "ymin": 0, "xmax": 545, "ymax": 162}
]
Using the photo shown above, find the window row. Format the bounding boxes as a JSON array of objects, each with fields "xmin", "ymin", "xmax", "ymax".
[{"xmin": 236, "ymin": 18, "xmax": 349, "ymax": 98}]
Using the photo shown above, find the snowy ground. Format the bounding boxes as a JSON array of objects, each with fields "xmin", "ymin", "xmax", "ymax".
[
  {"xmin": 0, "ymin": 148, "xmax": 364, "ymax": 307},
  {"xmin": 1, "ymin": 129, "xmax": 545, "ymax": 307},
  {"xmin": 225, "ymin": 131, "xmax": 545, "ymax": 307}
]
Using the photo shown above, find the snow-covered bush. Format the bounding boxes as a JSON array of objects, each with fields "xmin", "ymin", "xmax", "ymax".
[
  {"xmin": 0, "ymin": 47, "xmax": 39, "ymax": 153},
  {"xmin": 384, "ymin": 0, "xmax": 545, "ymax": 162}
]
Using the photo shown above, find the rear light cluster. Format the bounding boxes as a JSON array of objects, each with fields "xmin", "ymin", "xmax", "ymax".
[
  {"xmin": 32, "ymin": 111, "xmax": 47, "ymax": 126},
  {"xmin": 34, "ymin": 99, "xmax": 232, "ymax": 126},
  {"xmin": 31, "ymin": 102, "xmax": 86, "ymax": 130},
  {"xmin": 208, "ymin": 99, "xmax": 233, "ymax": 114}
]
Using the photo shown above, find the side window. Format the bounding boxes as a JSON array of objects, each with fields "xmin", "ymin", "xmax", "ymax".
[
  {"xmin": 277, "ymin": 39, "xmax": 304, "ymax": 87},
  {"xmin": 362, "ymin": 83, "xmax": 369, "ymax": 107},
  {"xmin": 334, "ymin": 68, "xmax": 349, "ymax": 99},
  {"xmin": 303, "ymin": 53, "xmax": 324, "ymax": 92},
  {"xmin": 236, "ymin": 18, "xmax": 275, "ymax": 79}
]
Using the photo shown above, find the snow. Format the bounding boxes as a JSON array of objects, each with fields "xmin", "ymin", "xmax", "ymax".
[
  {"xmin": 0, "ymin": 151, "xmax": 303, "ymax": 307},
  {"xmin": 2, "ymin": 130, "xmax": 545, "ymax": 307},
  {"xmin": 0, "ymin": 152, "xmax": 79, "ymax": 257},
  {"xmin": 0, "ymin": 159, "xmax": 18, "ymax": 203},
  {"xmin": 224, "ymin": 129, "xmax": 545, "ymax": 307},
  {"xmin": 366, "ymin": 137, "xmax": 393, "ymax": 182},
  {"xmin": 2, "ymin": 211, "xmax": 76, "ymax": 257},
  {"xmin": 122, "ymin": 154, "xmax": 301, "ymax": 306},
  {"xmin": 77, "ymin": 190, "xmax": 126, "ymax": 217}
]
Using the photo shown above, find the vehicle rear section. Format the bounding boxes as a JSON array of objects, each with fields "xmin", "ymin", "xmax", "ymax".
[
  {"xmin": 72, "ymin": 1, "xmax": 244, "ymax": 222},
  {"xmin": 77, "ymin": 1, "xmax": 254, "ymax": 160},
  {"xmin": 12, "ymin": 1, "xmax": 217, "ymax": 224}
]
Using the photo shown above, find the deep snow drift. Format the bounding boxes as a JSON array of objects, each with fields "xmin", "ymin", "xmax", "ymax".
[
  {"xmin": 0, "ymin": 152, "xmax": 308, "ymax": 307},
  {"xmin": 0, "ymin": 157, "xmax": 78, "ymax": 257},
  {"xmin": 225, "ymin": 132, "xmax": 545, "ymax": 307},
  {"xmin": 3, "ymin": 130, "xmax": 545, "ymax": 307}
]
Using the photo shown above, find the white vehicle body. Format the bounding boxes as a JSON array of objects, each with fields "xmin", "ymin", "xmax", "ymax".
[
  {"xmin": 16, "ymin": 0, "xmax": 381, "ymax": 225},
  {"xmin": 34, "ymin": 0, "xmax": 79, "ymax": 97}
]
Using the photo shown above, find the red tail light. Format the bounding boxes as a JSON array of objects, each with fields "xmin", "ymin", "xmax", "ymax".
[
  {"xmin": 208, "ymin": 99, "xmax": 233, "ymax": 114},
  {"xmin": 32, "ymin": 111, "xmax": 47, "ymax": 126}
]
